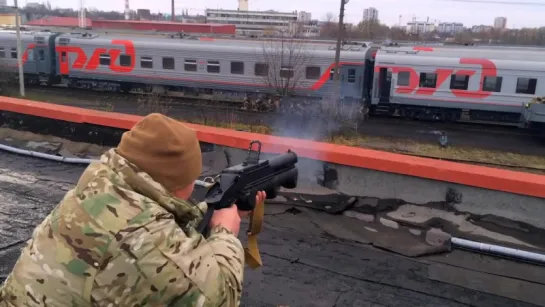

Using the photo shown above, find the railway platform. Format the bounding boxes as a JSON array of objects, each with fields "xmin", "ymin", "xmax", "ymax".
[{"xmin": 1, "ymin": 97, "xmax": 545, "ymax": 306}]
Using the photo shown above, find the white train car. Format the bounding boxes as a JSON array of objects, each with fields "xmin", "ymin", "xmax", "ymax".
[{"xmin": 371, "ymin": 46, "xmax": 545, "ymax": 124}]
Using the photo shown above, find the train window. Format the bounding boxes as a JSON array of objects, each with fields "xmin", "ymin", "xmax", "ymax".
[
  {"xmin": 184, "ymin": 59, "xmax": 197, "ymax": 72},
  {"xmin": 347, "ymin": 68, "xmax": 356, "ymax": 83},
  {"xmin": 231, "ymin": 61, "xmax": 244, "ymax": 74},
  {"xmin": 419, "ymin": 72, "xmax": 437, "ymax": 88},
  {"xmin": 0, "ymin": 48, "xmax": 4, "ymax": 58},
  {"xmin": 163, "ymin": 57, "xmax": 175, "ymax": 70},
  {"xmin": 140, "ymin": 56, "xmax": 153, "ymax": 69},
  {"xmin": 397, "ymin": 72, "xmax": 410, "ymax": 86},
  {"xmin": 207, "ymin": 60, "xmax": 221, "ymax": 73},
  {"xmin": 450, "ymin": 74, "xmax": 470, "ymax": 90},
  {"xmin": 61, "ymin": 52, "xmax": 67, "ymax": 62},
  {"xmin": 516, "ymin": 77, "xmax": 537, "ymax": 95},
  {"xmin": 482, "ymin": 76, "xmax": 502, "ymax": 92},
  {"xmin": 38, "ymin": 49, "xmax": 45, "ymax": 61},
  {"xmin": 306, "ymin": 66, "xmax": 321, "ymax": 80},
  {"xmin": 11, "ymin": 48, "xmax": 16, "ymax": 59},
  {"xmin": 119, "ymin": 55, "xmax": 132, "ymax": 67},
  {"xmin": 255, "ymin": 63, "xmax": 268, "ymax": 76},
  {"xmin": 99, "ymin": 54, "xmax": 110, "ymax": 66},
  {"xmin": 280, "ymin": 65, "xmax": 294, "ymax": 79}
]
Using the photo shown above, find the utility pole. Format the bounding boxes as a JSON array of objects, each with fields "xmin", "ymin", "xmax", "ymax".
[
  {"xmin": 171, "ymin": 0, "xmax": 175, "ymax": 22},
  {"xmin": 14, "ymin": 0, "xmax": 25, "ymax": 97},
  {"xmin": 332, "ymin": 0, "xmax": 348, "ymax": 106}
]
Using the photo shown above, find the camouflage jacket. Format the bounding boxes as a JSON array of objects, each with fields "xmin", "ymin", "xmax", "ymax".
[{"xmin": 0, "ymin": 149, "xmax": 245, "ymax": 307}]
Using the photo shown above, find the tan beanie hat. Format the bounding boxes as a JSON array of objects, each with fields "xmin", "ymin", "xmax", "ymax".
[{"xmin": 116, "ymin": 113, "xmax": 202, "ymax": 192}]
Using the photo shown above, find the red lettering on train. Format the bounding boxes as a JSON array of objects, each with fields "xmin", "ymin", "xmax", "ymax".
[
  {"xmin": 415, "ymin": 69, "xmax": 452, "ymax": 95},
  {"xmin": 56, "ymin": 40, "xmax": 136, "ymax": 74},
  {"xmin": 56, "ymin": 46, "xmax": 88, "ymax": 74},
  {"xmin": 413, "ymin": 46, "xmax": 434, "ymax": 52},
  {"xmin": 450, "ymin": 58, "xmax": 497, "ymax": 99},
  {"xmin": 391, "ymin": 67, "xmax": 418, "ymax": 94},
  {"xmin": 377, "ymin": 58, "xmax": 498, "ymax": 99}
]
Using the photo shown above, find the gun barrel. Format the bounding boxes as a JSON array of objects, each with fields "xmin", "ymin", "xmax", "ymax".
[
  {"xmin": 259, "ymin": 167, "xmax": 298, "ymax": 197},
  {"xmin": 268, "ymin": 151, "xmax": 298, "ymax": 170}
]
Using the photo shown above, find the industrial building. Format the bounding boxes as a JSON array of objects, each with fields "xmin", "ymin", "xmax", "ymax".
[
  {"xmin": 24, "ymin": 16, "xmax": 235, "ymax": 35},
  {"xmin": 205, "ymin": 0, "xmax": 318, "ymax": 37},
  {"xmin": 91, "ymin": 20, "xmax": 235, "ymax": 34}
]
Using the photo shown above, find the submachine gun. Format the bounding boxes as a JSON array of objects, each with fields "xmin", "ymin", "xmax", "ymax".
[{"xmin": 196, "ymin": 140, "xmax": 299, "ymax": 269}]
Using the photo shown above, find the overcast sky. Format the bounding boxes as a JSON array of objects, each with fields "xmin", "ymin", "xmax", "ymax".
[{"xmin": 20, "ymin": 0, "xmax": 545, "ymax": 28}]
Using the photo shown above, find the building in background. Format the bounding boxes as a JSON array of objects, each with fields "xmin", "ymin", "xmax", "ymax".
[
  {"xmin": 0, "ymin": 13, "xmax": 25, "ymax": 26},
  {"xmin": 494, "ymin": 16, "xmax": 507, "ymax": 29},
  {"xmin": 0, "ymin": 0, "xmax": 6, "ymax": 7},
  {"xmin": 205, "ymin": 8, "xmax": 318, "ymax": 37},
  {"xmin": 298, "ymin": 11, "xmax": 311, "ymax": 23},
  {"xmin": 136, "ymin": 9, "xmax": 151, "ymax": 20},
  {"xmin": 472, "ymin": 24, "xmax": 493, "ymax": 32},
  {"xmin": 406, "ymin": 20, "xmax": 435, "ymax": 34},
  {"xmin": 363, "ymin": 7, "xmax": 378, "ymax": 22},
  {"xmin": 238, "ymin": 0, "xmax": 248, "ymax": 11},
  {"xmin": 436, "ymin": 22, "xmax": 464, "ymax": 34}
]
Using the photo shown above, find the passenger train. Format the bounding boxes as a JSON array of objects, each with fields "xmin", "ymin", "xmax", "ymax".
[{"xmin": 0, "ymin": 30, "xmax": 543, "ymax": 133}]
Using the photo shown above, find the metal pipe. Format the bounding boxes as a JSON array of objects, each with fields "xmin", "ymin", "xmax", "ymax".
[
  {"xmin": 0, "ymin": 143, "xmax": 213, "ymax": 187},
  {"xmin": 14, "ymin": 0, "xmax": 25, "ymax": 97},
  {"xmin": 452, "ymin": 237, "xmax": 545, "ymax": 265}
]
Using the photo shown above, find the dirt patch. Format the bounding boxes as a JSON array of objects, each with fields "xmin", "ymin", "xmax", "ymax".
[{"xmin": 331, "ymin": 135, "xmax": 545, "ymax": 174}]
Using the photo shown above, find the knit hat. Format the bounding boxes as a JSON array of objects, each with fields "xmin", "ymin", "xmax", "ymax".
[{"xmin": 116, "ymin": 113, "xmax": 202, "ymax": 192}]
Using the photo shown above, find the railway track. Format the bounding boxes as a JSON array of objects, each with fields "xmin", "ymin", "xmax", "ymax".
[
  {"xmin": 3, "ymin": 86, "xmax": 545, "ymax": 171},
  {"xmin": 18, "ymin": 84, "xmax": 537, "ymax": 139}
]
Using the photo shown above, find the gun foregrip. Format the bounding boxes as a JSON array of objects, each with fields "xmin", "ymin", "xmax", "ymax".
[{"xmin": 237, "ymin": 191, "xmax": 256, "ymax": 211}]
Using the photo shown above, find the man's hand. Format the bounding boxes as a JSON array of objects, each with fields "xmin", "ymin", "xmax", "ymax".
[
  {"xmin": 239, "ymin": 191, "xmax": 266, "ymax": 219},
  {"xmin": 209, "ymin": 191, "xmax": 266, "ymax": 236}
]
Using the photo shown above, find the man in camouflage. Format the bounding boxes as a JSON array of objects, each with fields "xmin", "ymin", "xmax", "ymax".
[{"xmin": 0, "ymin": 113, "xmax": 265, "ymax": 306}]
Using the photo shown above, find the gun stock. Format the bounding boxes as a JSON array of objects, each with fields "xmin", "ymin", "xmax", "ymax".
[{"xmin": 196, "ymin": 141, "xmax": 299, "ymax": 268}]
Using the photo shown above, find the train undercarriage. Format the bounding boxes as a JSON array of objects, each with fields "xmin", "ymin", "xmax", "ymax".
[{"xmin": 370, "ymin": 103, "xmax": 522, "ymax": 125}]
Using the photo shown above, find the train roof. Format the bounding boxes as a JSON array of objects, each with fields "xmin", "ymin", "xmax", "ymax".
[
  {"xmin": 377, "ymin": 45, "xmax": 545, "ymax": 62},
  {"xmin": 54, "ymin": 32, "xmax": 375, "ymax": 60}
]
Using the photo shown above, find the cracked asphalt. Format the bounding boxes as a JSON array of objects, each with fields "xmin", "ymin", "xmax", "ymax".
[{"xmin": 0, "ymin": 151, "xmax": 544, "ymax": 307}]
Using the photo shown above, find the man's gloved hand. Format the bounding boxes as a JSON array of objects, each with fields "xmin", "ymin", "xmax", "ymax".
[{"xmin": 210, "ymin": 191, "xmax": 266, "ymax": 236}]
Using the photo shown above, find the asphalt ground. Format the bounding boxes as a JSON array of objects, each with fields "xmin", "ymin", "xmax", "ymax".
[{"xmin": 1, "ymin": 150, "xmax": 544, "ymax": 307}]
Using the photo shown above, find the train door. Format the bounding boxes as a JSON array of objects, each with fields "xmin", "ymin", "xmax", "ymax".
[
  {"xmin": 340, "ymin": 66, "xmax": 360, "ymax": 99},
  {"xmin": 35, "ymin": 46, "xmax": 48, "ymax": 75},
  {"xmin": 378, "ymin": 67, "xmax": 392, "ymax": 103},
  {"xmin": 58, "ymin": 50, "xmax": 69, "ymax": 75}
]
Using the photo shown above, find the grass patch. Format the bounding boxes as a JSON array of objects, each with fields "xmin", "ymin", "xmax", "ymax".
[
  {"xmin": 184, "ymin": 120, "xmax": 545, "ymax": 172},
  {"xmin": 184, "ymin": 118, "xmax": 273, "ymax": 134},
  {"xmin": 330, "ymin": 134, "xmax": 545, "ymax": 172}
]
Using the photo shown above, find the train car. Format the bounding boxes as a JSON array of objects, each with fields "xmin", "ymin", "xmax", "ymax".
[
  {"xmin": 370, "ymin": 46, "xmax": 545, "ymax": 125},
  {"xmin": 522, "ymin": 102, "xmax": 545, "ymax": 135},
  {"xmin": 0, "ymin": 30, "xmax": 60, "ymax": 85},
  {"xmin": 53, "ymin": 32, "xmax": 377, "ymax": 101}
]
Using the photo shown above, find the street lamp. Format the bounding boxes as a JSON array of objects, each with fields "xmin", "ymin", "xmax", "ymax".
[{"xmin": 12, "ymin": 0, "xmax": 25, "ymax": 97}]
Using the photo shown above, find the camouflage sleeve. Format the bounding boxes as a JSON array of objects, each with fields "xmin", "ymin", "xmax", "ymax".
[{"xmin": 92, "ymin": 215, "xmax": 245, "ymax": 307}]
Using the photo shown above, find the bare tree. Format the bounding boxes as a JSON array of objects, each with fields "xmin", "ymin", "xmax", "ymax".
[{"xmin": 259, "ymin": 36, "xmax": 315, "ymax": 97}]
